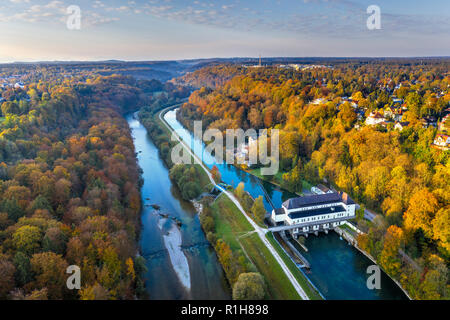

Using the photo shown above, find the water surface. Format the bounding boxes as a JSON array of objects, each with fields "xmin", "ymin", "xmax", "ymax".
[
  {"xmin": 127, "ymin": 113, "xmax": 230, "ymax": 300},
  {"xmin": 164, "ymin": 109, "xmax": 407, "ymax": 300}
]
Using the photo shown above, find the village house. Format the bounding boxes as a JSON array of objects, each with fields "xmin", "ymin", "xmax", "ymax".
[
  {"xmin": 394, "ymin": 121, "xmax": 410, "ymax": 131},
  {"xmin": 384, "ymin": 106, "xmax": 396, "ymax": 119},
  {"xmin": 14, "ymin": 82, "xmax": 25, "ymax": 89},
  {"xmin": 234, "ymin": 136, "xmax": 258, "ymax": 167},
  {"xmin": 438, "ymin": 114, "xmax": 449, "ymax": 132},
  {"xmin": 365, "ymin": 111, "xmax": 386, "ymax": 126},
  {"xmin": 432, "ymin": 134, "xmax": 450, "ymax": 150}
]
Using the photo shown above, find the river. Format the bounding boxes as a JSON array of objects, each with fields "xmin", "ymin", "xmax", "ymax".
[
  {"xmin": 163, "ymin": 108, "xmax": 408, "ymax": 300},
  {"xmin": 127, "ymin": 113, "xmax": 230, "ymax": 300}
]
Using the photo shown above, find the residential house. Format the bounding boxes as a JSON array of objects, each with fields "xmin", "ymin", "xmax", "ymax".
[
  {"xmin": 432, "ymin": 134, "xmax": 450, "ymax": 150},
  {"xmin": 438, "ymin": 115, "xmax": 449, "ymax": 132},
  {"xmin": 365, "ymin": 111, "xmax": 386, "ymax": 125}
]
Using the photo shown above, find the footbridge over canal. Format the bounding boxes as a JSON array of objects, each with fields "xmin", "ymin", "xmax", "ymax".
[{"xmin": 269, "ymin": 216, "xmax": 351, "ymax": 234}]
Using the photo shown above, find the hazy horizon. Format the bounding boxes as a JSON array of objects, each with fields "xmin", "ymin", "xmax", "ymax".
[
  {"xmin": 1, "ymin": 0, "xmax": 449, "ymax": 62},
  {"xmin": 2, "ymin": 55, "xmax": 450, "ymax": 65}
]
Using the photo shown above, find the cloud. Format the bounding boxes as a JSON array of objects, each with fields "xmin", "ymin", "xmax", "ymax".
[
  {"xmin": 0, "ymin": 0, "xmax": 122, "ymax": 27},
  {"xmin": 1, "ymin": 0, "xmax": 449, "ymax": 39}
]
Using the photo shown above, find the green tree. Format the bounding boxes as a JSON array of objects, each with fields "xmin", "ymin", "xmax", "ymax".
[
  {"xmin": 235, "ymin": 182, "xmax": 245, "ymax": 199},
  {"xmin": 13, "ymin": 252, "xmax": 33, "ymax": 286},
  {"xmin": 13, "ymin": 225, "xmax": 42, "ymax": 255},
  {"xmin": 251, "ymin": 196, "xmax": 266, "ymax": 223},
  {"xmin": 232, "ymin": 272, "xmax": 266, "ymax": 300}
]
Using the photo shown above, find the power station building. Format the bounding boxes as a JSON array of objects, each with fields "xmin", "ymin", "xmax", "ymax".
[{"xmin": 271, "ymin": 192, "xmax": 356, "ymax": 237}]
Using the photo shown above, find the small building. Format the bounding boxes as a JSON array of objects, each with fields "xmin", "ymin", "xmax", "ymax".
[
  {"xmin": 384, "ymin": 107, "xmax": 396, "ymax": 119},
  {"xmin": 365, "ymin": 111, "xmax": 386, "ymax": 126},
  {"xmin": 432, "ymin": 134, "xmax": 450, "ymax": 150},
  {"xmin": 438, "ymin": 115, "xmax": 448, "ymax": 132},
  {"xmin": 14, "ymin": 82, "xmax": 24, "ymax": 89},
  {"xmin": 271, "ymin": 192, "xmax": 356, "ymax": 237}
]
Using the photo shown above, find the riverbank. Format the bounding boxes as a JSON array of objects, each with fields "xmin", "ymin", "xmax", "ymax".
[
  {"xmin": 157, "ymin": 104, "xmax": 409, "ymax": 300},
  {"xmin": 157, "ymin": 106, "xmax": 312, "ymax": 300},
  {"xmin": 128, "ymin": 111, "xmax": 230, "ymax": 300},
  {"xmin": 334, "ymin": 226, "xmax": 413, "ymax": 300}
]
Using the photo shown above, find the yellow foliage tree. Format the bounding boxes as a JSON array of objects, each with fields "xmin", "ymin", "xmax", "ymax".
[{"xmin": 403, "ymin": 188, "xmax": 438, "ymax": 238}]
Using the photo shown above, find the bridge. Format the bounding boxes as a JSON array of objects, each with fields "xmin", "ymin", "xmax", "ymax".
[{"xmin": 269, "ymin": 216, "xmax": 355, "ymax": 233}]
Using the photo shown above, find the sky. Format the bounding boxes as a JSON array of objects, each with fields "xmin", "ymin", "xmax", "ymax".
[{"xmin": 0, "ymin": 0, "xmax": 449, "ymax": 62}]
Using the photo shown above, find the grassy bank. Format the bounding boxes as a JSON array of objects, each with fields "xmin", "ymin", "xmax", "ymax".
[
  {"xmin": 248, "ymin": 167, "xmax": 314, "ymax": 195},
  {"xmin": 239, "ymin": 233, "xmax": 301, "ymax": 300},
  {"xmin": 207, "ymin": 194, "xmax": 302, "ymax": 300},
  {"xmin": 265, "ymin": 233, "xmax": 323, "ymax": 300},
  {"xmin": 146, "ymin": 106, "xmax": 313, "ymax": 300}
]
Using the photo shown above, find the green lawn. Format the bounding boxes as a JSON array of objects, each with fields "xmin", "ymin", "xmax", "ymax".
[
  {"xmin": 240, "ymin": 233, "xmax": 301, "ymax": 300},
  {"xmin": 265, "ymin": 232, "xmax": 323, "ymax": 300},
  {"xmin": 210, "ymin": 194, "xmax": 302, "ymax": 300},
  {"xmin": 154, "ymin": 107, "xmax": 310, "ymax": 300}
]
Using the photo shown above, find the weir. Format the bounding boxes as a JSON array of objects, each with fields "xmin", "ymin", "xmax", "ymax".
[
  {"xmin": 162, "ymin": 108, "xmax": 409, "ymax": 300},
  {"xmin": 128, "ymin": 112, "xmax": 230, "ymax": 300}
]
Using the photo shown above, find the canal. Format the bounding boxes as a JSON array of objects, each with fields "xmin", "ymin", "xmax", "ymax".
[
  {"xmin": 163, "ymin": 108, "xmax": 408, "ymax": 300},
  {"xmin": 127, "ymin": 113, "xmax": 230, "ymax": 300}
]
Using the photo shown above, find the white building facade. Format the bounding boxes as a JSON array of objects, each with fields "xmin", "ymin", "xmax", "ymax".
[{"xmin": 271, "ymin": 192, "xmax": 356, "ymax": 237}]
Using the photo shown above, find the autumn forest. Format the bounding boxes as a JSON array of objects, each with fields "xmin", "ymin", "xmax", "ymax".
[{"xmin": 0, "ymin": 58, "xmax": 449, "ymax": 300}]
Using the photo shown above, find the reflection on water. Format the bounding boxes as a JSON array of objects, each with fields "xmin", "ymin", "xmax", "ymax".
[{"xmin": 294, "ymin": 232, "xmax": 407, "ymax": 300}]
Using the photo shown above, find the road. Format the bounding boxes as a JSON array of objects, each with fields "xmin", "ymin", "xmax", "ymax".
[
  {"xmin": 158, "ymin": 105, "xmax": 310, "ymax": 300},
  {"xmin": 355, "ymin": 204, "xmax": 377, "ymax": 222}
]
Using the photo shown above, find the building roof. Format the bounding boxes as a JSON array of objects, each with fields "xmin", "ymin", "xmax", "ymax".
[
  {"xmin": 369, "ymin": 112, "xmax": 385, "ymax": 119},
  {"xmin": 435, "ymin": 134, "xmax": 450, "ymax": 141},
  {"xmin": 282, "ymin": 192, "xmax": 355, "ymax": 210},
  {"xmin": 274, "ymin": 208, "xmax": 285, "ymax": 215},
  {"xmin": 316, "ymin": 184, "xmax": 330, "ymax": 193},
  {"xmin": 288, "ymin": 205, "xmax": 347, "ymax": 219}
]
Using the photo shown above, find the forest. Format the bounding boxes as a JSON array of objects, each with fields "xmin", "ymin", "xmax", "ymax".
[
  {"xmin": 178, "ymin": 60, "xmax": 450, "ymax": 300},
  {"xmin": 0, "ymin": 72, "xmax": 170, "ymax": 299}
]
